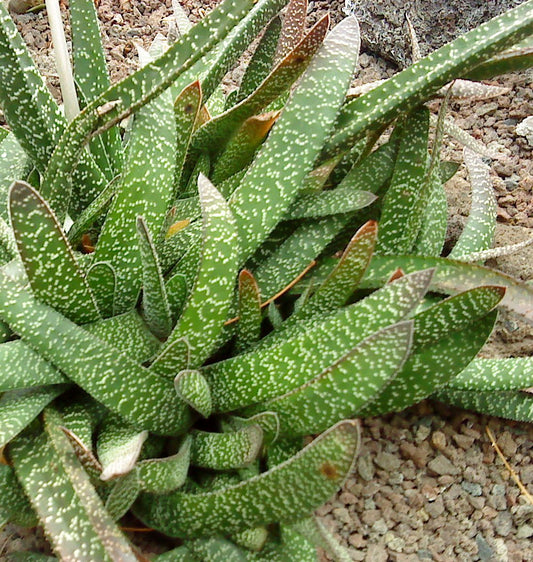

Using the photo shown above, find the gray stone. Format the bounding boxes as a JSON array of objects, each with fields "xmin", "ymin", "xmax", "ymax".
[
  {"xmin": 357, "ymin": 455, "xmax": 375, "ymax": 481},
  {"xmin": 427, "ymin": 454, "xmax": 460, "ymax": 476},
  {"xmin": 365, "ymin": 544, "xmax": 388, "ymax": 562},
  {"xmin": 516, "ymin": 524, "xmax": 533, "ymax": 539},
  {"xmin": 342, "ymin": 0, "xmax": 527, "ymax": 67},
  {"xmin": 375, "ymin": 451, "xmax": 401, "ymax": 471},
  {"xmin": 417, "ymin": 550, "xmax": 433, "ymax": 560},
  {"xmin": 475, "ymin": 534, "xmax": 494, "ymax": 561},
  {"xmin": 461, "ymin": 480, "xmax": 483, "ymax": 497},
  {"xmin": 494, "ymin": 511, "xmax": 513, "ymax": 537}
]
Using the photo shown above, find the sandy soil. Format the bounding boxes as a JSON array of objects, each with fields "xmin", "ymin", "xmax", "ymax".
[{"xmin": 1, "ymin": 1, "xmax": 532, "ymax": 560}]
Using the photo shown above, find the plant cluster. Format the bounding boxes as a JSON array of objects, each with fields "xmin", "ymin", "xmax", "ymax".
[{"xmin": 0, "ymin": 0, "xmax": 532, "ymax": 559}]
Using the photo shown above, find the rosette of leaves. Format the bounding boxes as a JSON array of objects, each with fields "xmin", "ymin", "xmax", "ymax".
[{"xmin": 0, "ymin": 0, "xmax": 532, "ymax": 559}]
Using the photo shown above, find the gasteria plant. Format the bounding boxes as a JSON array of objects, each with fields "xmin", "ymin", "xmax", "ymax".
[{"xmin": 0, "ymin": 0, "xmax": 532, "ymax": 559}]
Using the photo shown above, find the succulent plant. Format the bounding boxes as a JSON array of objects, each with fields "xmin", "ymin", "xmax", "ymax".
[{"xmin": 0, "ymin": 0, "xmax": 532, "ymax": 559}]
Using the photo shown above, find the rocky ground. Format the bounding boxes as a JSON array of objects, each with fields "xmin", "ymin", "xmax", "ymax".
[{"xmin": 1, "ymin": 0, "xmax": 532, "ymax": 560}]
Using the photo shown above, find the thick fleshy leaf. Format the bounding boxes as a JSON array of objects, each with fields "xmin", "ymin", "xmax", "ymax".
[
  {"xmin": 150, "ymin": 338, "xmax": 190, "ymax": 379},
  {"xmin": 0, "ymin": 464, "xmax": 37, "ymax": 528},
  {"xmin": 361, "ymin": 255, "xmax": 533, "ymax": 325},
  {"xmin": 190, "ymin": 425, "xmax": 263, "ymax": 470},
  {"xmin": 163, "ymin": 175, "xmax": 239, "ymax": 367},
  {"xmin": 192, "ymin": 16, "xmax": 328, "ymax": 157},
  {"xmin": 274, "ymin": 0, "xmax": 308, "ymax": 62},
  {"xmin": 174, "ymin": 369, "xmax": 212, "ymax": 418},
  {"xmin": 10, "ymin": 408, "xmax": 138, "ymax": 561},
  {"xmin": 235, "ymin": 269, "xmax": 262, "ymax": 352},
  {"xmin": 137, "ymin": 435, "xmax": 191, "ymax": 494},
  {"xmin": 137, "ymin": 216, "xmax": 172, "ymax": 339},
  {"xmin": 446, "ymin": 357, "xmax": 533, "ymax": 391},
  {"xmin": 0, "ymin": 270, "xmax": 191, "ymax": 434},
  {"xmin": 232, "ymin": 526, "xmax": 269, "ymax": 553},
  {"xmin": 323, "ymin": 2, "xmax": 533, "ymax": 157},
  {"xmin": 40, "ymin": 0, "xmax": 257, "ymax": 234},
  {"xmin": 9, "ymin": 181, "xmax": 100, "ymax": 324},
  {"xmin": 0, "ymin": 132, "xmax": 28, "ymax": 221},
  {"xmin": 0, "ymin": 385, "xmax": 68, "ymax": 448},
  {"xmin": 226, "ymin": 411, "xmax": 280, "ymax": 447},
  {"xmin": 203, "ymin": 269, "xmax": 432, "ymax": 411},
  {"xmin": 449, "ymin": 148, "xmax": 496, "ymax": 260},
  {"xmin": 358, "ymin": 310, "xmax": 498, "ymax": 417},
  {"xmin": 134, "ymin": 420, "xmax": 360, "ymax": 538},
  {"xmin": 97, "ymin": 416, "xmax": 148, "ymax": 481},
  {"xmin": 86, "ymin": 261, "xmax": 116, "ymax": 318},
  {"xmin": 70, "ymin": 0, "xmax": 123, "ymax": 173},
  {"xmin": 435, "ymin": 389, "xmax": 533, "ymax": 422},
  {"xmin": 376, "ymin": 108, "xmax": 430, "ymax": 254},
  {"xmin": 105, "ymin": 471, "xmax": 141, "ymax": 521},
  {"xmin": 229, "ymin": 16, "xmax": 361, "ymax": 262},
  {"xmin": 151, "ymin": 547, "xmax": 196, "ymax": 561},
  {"xmin": 245, "ymin": 322, "xmax": 413, "ymax": 437}
]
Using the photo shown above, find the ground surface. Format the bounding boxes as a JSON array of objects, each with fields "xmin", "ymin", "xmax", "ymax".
[{"xmin": 1, "ymin": 1, "xmax": 533, "ymax": 560}]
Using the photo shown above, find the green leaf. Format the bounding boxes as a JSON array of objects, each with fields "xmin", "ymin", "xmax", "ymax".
[
  {"xmin": 86, "ymin": 261, "xmax": 116, "ymax": 318},
  {"xmin": 0, "ymin": 385, "xmax": 67, "ymax": 448},
  {"xmin": 9, "ymin": 181, "xmax": 100, "ymax": 324},
  {"xmin": 449, "ymin": 148, "xmax": 496, "ymax": 260},
  {"xmin": 97, "ymin": 415, "xmax": 148, "ymax": 480},
  {"xmin": 323, "ymin": 1, "xmax": 533, "ymax": 157},
  {"xmin": 0, "ymin": 464, "xmax": 37, "ymax": 528},
  {"xmin": 244, "ymin": 322, "xmax": 412, "ymax": 437},
  {"xmin": 286, "ymin": 187, "xmax": 376, "ymax": 219},
  {"xmin": 229, "ymin": 16, "xmax": 361, "ymax": 262},
  {"xmin": 359, "ymin": 310, "xmax": 498, "ymax": 417},
  {"xmin": 150, "ymin": 337, "xmax": 190, "ymax": 379},
  {"xmin": 174, "ymin": 370, "xmax": 212, "ymax": 418},
  {"xmin": 104, "ymin": 470, "xmax": 141, "ymax": 521},
  {"xmin": 151, "ymin": 547, "xmax": 197, "ymax": 561},
  {"xmin": 0, "ymin": 270, "xmax": 191, "ymax": 434},
  {"xmin": 0, "ymin": 133, "xmax": 29, "ymax": 221},
  {"xmin": 446, "ymin": 357, "xmax": 533, "ymax": 391},
  {"xmin": 70, "ymin": 0, "xmax": 123, "ymax": 173},
  {"xmin": 204, "ymin": 269, "xmax": 432, "ymax": 412},
  {"xmin": 232, "ymin": 526, "xmax": 268, "ymax": 553},
  {"xmin": 274, "ymin": 0, "xmax": 308, "ymax": 62},
  {"xmin": 10, "ymin": 408, "xmax": 138, "ymax": 561},
  {"xmin": 192, "ymin": 16, "xmax": 328, "ymax": 158},
  {"xmin": 235, "ymin": 269, "xmax": 262, "ymax": 353},
  {"xmin": 225, "ymin": 411, "xmax": 280, "ymax": 447},
  {"xmin": 463, "ymin": 44, "xmax": 533, "ymax": 81},
  {"xmin": 137, "ymin": 216, "xmax": 172, "ymax": 339},
  {"xmin": 190, "ymin": 425, "xmax": 263, "ymax": 470},
  {"xmin": 361, "ymin": 254, "xmax": 533, "ymax": 325},
  {"xmin": 137, "ymin": 435, "xmax": 191, "ymax": 494},
  {"xmin": 163, "ymin": 175, "xmax": 239, "ymax": 367},
  {"xmin": 134, "ymin": 420, "xmax": 360, "ymax": 538},
  {"xmin": 434, "ymin": 389, "xmax": 533, "ymax": 422},
  {"xmin": 186, "ymin": 536, "xmax": 250, "ymax": 562},
  {"xmin": 376, "ymin": 108, "xmax": 430, "ymax": 254}
]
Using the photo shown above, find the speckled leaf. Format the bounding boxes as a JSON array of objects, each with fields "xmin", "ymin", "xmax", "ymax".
[
  {"xmin": 93, "ymin": 78, "xmax": 176, "ymax": 315},
  {"xmin": 0, "ymin": 385, "xmax": 67, "ymax": 448},
  {"xmin": 274, "ymin": 0, "xmax": 307, "ymax": 62},
  {"xmin": 226, "ymin": 411, "xmax": 280, "ymax": 447},
  {"xmin": 136, "ymin": 217, "xmax": 172, "ymax": 339},
  {"xmin": 5, "ymin": 555, "xmax": 57, "ymax": 562},
  {"xmin": 0, "ymin": 216, "xmax": 17, "ymax": 265},
  {"xmin": 174, "ymin": 81, "xmax": 203, "ymax": 195},
  {"xmin": 236, "ymin": 16, "xmax": 281, "ymax": 102},
  {"xmin": 292, "ymin": 516, "xmax": 351, "ymax": 562},
  {"xmin": 97, "ymin": 416, "xmax": 148, "ymax": 480},
  {"xmin": 0, "ymin": 133, "xmax": 28, "ymax": 221},
  {"xmin": 434, "ymin": 389, "xmax": 533, "ymax": 422},
  {"xmin": 67, "ymin": 176, "xmax": 120, "ymax": 246},
  {"xmin": 60, "ymin": 427, "xmax": 103, "ymax": 480},
  {"xmin": 361, "ymin": 255, "xmax": 533, "ymax": 325},
  {"xmin": 0, "ymin": 341, "xmax": 67, "ymax": 391},
  {"xmin": 151, "ymin": 546, "xmax": 197, "ymax": 561},
  {"xmin": 0, "ymin": 464, "xmax": 37, "ymax": 528},
  {"xmin": 163, "ymin": 175, "xmax": 239, "ymax": 367},
  {"xmin": 446, "ymin": 357, "xmax": 533, "ymax": 391},
  {"xmin": 150, "ymin": 338, "xmax": 190, "ymax": 379},
  {"xmin": 137, "ymin": 435, "xmax": 191, "ymax": 494},
  {"xmin": 134, "ymin": 420, "xmax": 360, "ymax": 538},
  {"xmin": 0, "ymin": 270, "xmax": 191, "ymax": 434},
  {"xmin": 192, "ymin": 16, "xmax": 328, "ymax": 157},
  {"xmin": 174, "ymin": 370, "xmax": 212, "ymax": 418},
  {"xmin": 204, "ymin": 269, "xmax": 433, "ymax": 412},
  {"xmin": 300, "ymin": 221, "xmax": 377, "ymax": 318},
  {"xmin": 211, "ymin": 111, "xmax": 280, "ymax": 185},
  {"xmin": 105, "ymin": 470, "xmax": 141, "ymax": 521},
  {"xmin": 464, "ymin": 44, "xmax": 533, "ymax": 81},
  {"xmin": 9, "ymin": 181, "xmax": 100, "ymax": 324},
  {"xmin": 10, "ymin": 409, "xmax": 138, "ymax": 561},
  {"xmin": 70, "ymin": 0, "xmax": 123, "ymax": 173},
  {"xmin": 449, "ymin": 148, "xmax": 496, "ymax": 260},
  {"xmin": 376, "ymin": 108, "xmax": 430, "ymax": 254},
  {"xmin": 245, "ymin": 322, "xmax": 412, "ymax": 437},
  {"xmin": 232, "ymin": 526, "xmax": 269, "ymax": 552},
  {"xmin": 184, "ymin": 153, "xmax": 211, "ymax": 196},
  {"xmin": 278, "ymin": 525, "xmax": 317, "ymax": 561},
  {"xmin": 323, "ymin": 2, "xmax": 533, "ymax": 157},
  {"xmin": 190, "ymin": 425, "xmax": 263, "ymax": 470},
  {"xmin": 41, "ymin": 0, "xmax": 256, "ymax": 235},
  {"xmin": 86, "ymin": 261, "xmax": 116, "ymax": 318},
  {"xmin": 235, "ymin": 269, "xmax": 262, "ymax": 352},
  {"xmin": 358, "ymin": 311, "xmax": 498, "ymax": 417},
  {"xmin": 253, "ymin": 215, "xmax": 348, "ymax": 300},
  {"xmin": 229, "ymin": 16, "xmax": 361, "ymax": 262},
  {"xmin": 185, "ymin": 536, "xmax": 250, "ymax": 562}
]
